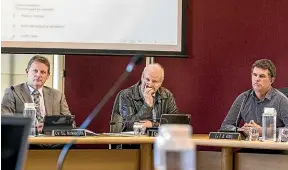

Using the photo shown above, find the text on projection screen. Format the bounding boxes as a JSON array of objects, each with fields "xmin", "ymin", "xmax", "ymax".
[{"xmin": 2, "ymin": 0, "xmax": 182, "ymax": 52}]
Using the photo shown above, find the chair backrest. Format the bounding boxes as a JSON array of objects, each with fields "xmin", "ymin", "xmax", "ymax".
[
  {"xmin": 110, "ymin": 90, "xmax": 124, "ymax": 133},
  {"xmin": 278, "ymin": 87, "xmax": 288, "ymax": 97},
  {"xmin": 1, "ymin": 116, "xmax": 31, "ymax": 170}
]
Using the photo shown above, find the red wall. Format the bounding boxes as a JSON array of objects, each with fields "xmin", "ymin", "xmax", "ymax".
[{"xmin": 65, "ymin": 0, "xmax": 288, "ymax": 135}]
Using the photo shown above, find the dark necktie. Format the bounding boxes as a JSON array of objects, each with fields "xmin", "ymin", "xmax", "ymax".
[{"xmin": 32, "ymin": 90, "xmax": 44, "ymax": 123}]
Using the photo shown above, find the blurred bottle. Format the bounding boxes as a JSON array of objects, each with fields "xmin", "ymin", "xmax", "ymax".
[
  {"xmin": 154, "ymin": 124, "xmax": 196, "ymax": 170},
  {"xmin": 262, "ymin": 107, "xmax": 277, "ymax": 142},
  {"xmin": 23, "ymin": 103, "xmax": 37, "ymax": 136}
]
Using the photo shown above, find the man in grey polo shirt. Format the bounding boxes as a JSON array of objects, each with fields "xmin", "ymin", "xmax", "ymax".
[{"xmin": 221, "ymin": 59, "xmax": 288, "ymax": 136}]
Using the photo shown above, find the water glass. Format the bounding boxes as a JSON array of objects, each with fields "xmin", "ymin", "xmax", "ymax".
[
  {"xmin": 278, "ymin": 128, "xmax": 288, "ymax": 142},
  {"xmin": 23, "ymin": 111, "xmax": 37, "ymax": 136},
  {"xmin": 133, "ymin": 122, "xmax": 144, "ymax": 136},
  {"xmin": 248, "ymin": 127, "xmax": 259, "ymax": 141}
]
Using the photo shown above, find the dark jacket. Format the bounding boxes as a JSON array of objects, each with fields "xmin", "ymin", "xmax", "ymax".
[{"xmin": 110, "ymin": 81, "xmax": 178, "ymax": 132}]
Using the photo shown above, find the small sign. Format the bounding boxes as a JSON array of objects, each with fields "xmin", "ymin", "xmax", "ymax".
[
  {"xmin": 52, "ymin": 129, "xmax": 86, "ymax": 136},
  {"xmin": 146, "ymin": 128, "xmax": 158, "ymax": 137},
  {"xmin": 209, "ymin": 132, "xmax": 242, "ymax": 140}
]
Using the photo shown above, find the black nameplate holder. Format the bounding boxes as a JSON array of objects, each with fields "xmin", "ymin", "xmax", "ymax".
[
  {"xmin": 209, "ymin": 132, "xmax": 243, "ymax": 140},
  {"xmin": 52, "ymin": 129, "xmax": 86, "ymax": 136},
  {"xmin": 146, "ymin": 128, "xmax": 159, "ymax": 137}
]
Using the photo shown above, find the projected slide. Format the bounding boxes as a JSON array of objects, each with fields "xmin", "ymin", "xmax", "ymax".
[{"xmin": 2, "ymin": 0, "xmax": 184, "ymax": 55}]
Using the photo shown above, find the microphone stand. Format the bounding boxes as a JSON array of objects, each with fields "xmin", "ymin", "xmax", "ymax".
[
  {"xmin": 56, "ymin": 54, "xmax": 144, "ymax": 170},
  {"xmin": 235, "ymin": 89, "xmax": 252, "ymax": 132}
]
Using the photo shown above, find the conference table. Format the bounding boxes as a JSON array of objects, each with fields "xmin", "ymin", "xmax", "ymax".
[{"xmin": 25, "ymin": 134, "xmax": 288, "ymax": 170}]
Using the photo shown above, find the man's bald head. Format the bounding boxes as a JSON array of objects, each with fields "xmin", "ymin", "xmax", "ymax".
[
  {"xmin": 142, "ymin": 63, "xmax": 164, "ymax": 81},
  {"xmin": 141, "ymin": 63, "xmax": 164, "ymax": 94}
]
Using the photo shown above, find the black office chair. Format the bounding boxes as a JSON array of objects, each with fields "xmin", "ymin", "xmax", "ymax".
[
  {"xmin": 110, "ymin": 90, "xmax": 125, "ymax": 149},
  {"xmin": 278, "ymin": 87, "xmax": 288, "ymax": 97}
]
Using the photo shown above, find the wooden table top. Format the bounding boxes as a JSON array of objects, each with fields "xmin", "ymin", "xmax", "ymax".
[{"xmin": 28, "ymin": 134, "xmax": 288, "ymax": 150}]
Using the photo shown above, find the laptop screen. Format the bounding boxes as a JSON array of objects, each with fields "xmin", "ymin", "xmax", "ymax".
[
  {"xmin": 42, "ymin": 115, "xmax": 75, "ymax": 135},
  {"xmin": 1, "ymin": 116, "xmax": 31, "ymax": 170}
]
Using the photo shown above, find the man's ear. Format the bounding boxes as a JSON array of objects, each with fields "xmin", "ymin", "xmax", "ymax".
[{"xmin": 271, "ymin": 77, "xmax": 275, "ymax": 84}]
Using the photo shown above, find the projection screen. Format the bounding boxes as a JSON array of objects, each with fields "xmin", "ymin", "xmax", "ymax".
[{"xmin": 1, "ymin": 0, "xmax": 187, "ymax": 57}]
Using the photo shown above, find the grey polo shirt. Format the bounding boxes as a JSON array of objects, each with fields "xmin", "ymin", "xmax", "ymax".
[{"xmin": 221, "ymin": 88, "xmax": 288, "ymax": 131}]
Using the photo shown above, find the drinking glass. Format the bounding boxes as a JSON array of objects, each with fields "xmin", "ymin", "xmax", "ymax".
[
  {"xmin": 278, "ymin": 128, "xmax": 288, "ymax": 142},
  {"xmin": 248, "ymin": 127, "xmax": 259, "ymax": 141},
  {"xmin": 133, "ymin": 122, "xmax": 143, "ymax": 136}
]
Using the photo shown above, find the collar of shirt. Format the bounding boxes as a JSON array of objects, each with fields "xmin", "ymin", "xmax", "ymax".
[
  {"xmin": 27, "ymin": 84, "xmax": 44, "ymax": 97},
  {"xmin": 251, "ymin": 87, "xmax": 275, "ymax": 101}
]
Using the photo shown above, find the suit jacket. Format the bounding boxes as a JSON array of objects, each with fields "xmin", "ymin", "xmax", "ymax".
[{"xmin": 1, "ymin": 83, "xmax": 71, "ymax": 115}]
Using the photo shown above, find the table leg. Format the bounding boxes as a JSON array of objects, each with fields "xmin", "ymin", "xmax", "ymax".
[
  {"xmin": 140, "ymin": 144, "xmax": 152, "ymax": 170},
  {"xmin": 221, "ymin": 147, "xmax": 233, "ymax": 170}
]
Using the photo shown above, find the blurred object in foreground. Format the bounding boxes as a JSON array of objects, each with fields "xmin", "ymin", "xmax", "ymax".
[
  {"xmin": 154, "ymin": 124, "xmax": 196, "ymax": 170},
  {"xmin": 1, "ymin": 115, "xmax": 31, "ymax": 170}
]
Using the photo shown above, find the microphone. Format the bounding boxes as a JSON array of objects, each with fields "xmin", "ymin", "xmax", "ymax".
[
  {"xmin": 235, "ymin": 89, "xmax": 252, "ymax": 132},
  {"xmin": 10, "ymin": 86, "xmax": 24, "ymax": 104},
  {"xmin": 56, "ymin": 54, "xmax": 144, "ymax": 170},
  {"xmin": 152, "ymin": 96, "xmax": 157, "ymax": 123}
]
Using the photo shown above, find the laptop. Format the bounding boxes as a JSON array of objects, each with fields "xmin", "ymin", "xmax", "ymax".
[
  {"xmin": 160, "ymin": 114, "xmax": 191, "ymax": 125},
  {"xmin": 42, "ymin": 115, "xmax": 75, "ymax": 135},
  {"xmin": 1, "ymin": 115, "xmax": 32, "ymax": 170},
  {"xmin": 145, "ymin": 114, "xmax": 191, "ymax": 136}
]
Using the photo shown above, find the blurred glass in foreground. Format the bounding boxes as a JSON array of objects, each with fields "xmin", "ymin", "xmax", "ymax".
[{"xmin": 154, "ymin": 124, "xmax": 196, "ymax": 170}]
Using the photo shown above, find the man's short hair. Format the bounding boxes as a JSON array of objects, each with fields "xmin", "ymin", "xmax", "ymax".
[
  {"xmin": 142, "ymin": 63, "xmax": 165, "ymax": 80},
  {"xmin": 252, "ymin": 59, "xmax": 276, "ymax": 78},
  {"xmin": 26, "ymin": 55, "xmax": 50, "ymax": 74}
]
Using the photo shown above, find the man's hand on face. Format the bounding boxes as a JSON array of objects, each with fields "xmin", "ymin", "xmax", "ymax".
[
  {"xmin": 140, "ymin": 120, "xmax": 153, "ymax": 128},
  {"xmin": 143, "ymin": 85, "xmax": 155, "ymax": 107}
]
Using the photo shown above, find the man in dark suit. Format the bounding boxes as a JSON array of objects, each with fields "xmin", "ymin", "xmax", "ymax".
[{"xmin": 1, "ymin": 55, "xmax": 71, "ymax": 132}]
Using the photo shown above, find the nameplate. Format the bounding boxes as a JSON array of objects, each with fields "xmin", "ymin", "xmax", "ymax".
[
  {"xmin": 146, "ymin": 128, "xmax": 158, "ymax": 137},
  {"xmin": 52, "ymin": 129, "xmax": 86, "ymax": 136},
  {"xmin": 209, "ymin": 132, "xmax": 242, "ymax": 140}
]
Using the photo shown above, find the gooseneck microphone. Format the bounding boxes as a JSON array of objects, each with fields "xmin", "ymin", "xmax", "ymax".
[
  {"xmin": 235, "ymin": 89, "xmax": 252, "ymax": 132},
  {"xmin": 57, "ymin": 54, "xmax": 144, "ymax": 170},
  {"xmin": 152, "ymin": 94, "xmax": 158, "ymax": 123},
  {"xmin": 10, "ymin": 86, "xmax": 24, "ymax": 104}
]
